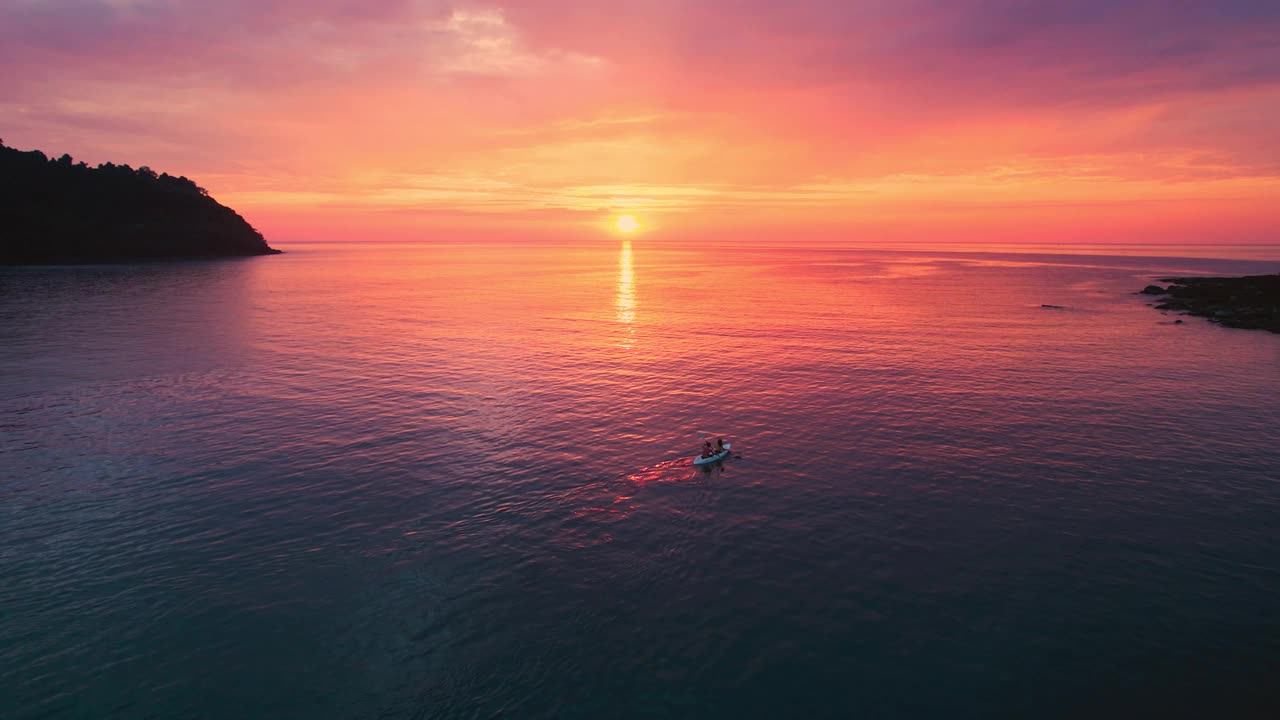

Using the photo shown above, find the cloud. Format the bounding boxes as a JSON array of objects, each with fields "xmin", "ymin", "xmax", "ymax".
[
  {"xmin": 429, "ymin": 8, "xmax": 602, "ymax": 77},
  {"xmin": 510, "ymin": 0, "xmax": 1280, "ymax": 109}
]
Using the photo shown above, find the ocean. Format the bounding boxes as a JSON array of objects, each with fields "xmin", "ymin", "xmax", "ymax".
[{"xmin": 2, "ymin": 242, "xmax": 1279, "ymax": 718}]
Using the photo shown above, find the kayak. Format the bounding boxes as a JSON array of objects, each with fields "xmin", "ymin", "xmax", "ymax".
[{"xmin": 693, "ymin": 442, "xmax": 732, "ymax": 465}]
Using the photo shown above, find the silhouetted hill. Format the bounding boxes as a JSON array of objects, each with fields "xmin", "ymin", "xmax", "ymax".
[{"xmin": 0, "ymin": 140, "xmax": 279, "ymax": 263}]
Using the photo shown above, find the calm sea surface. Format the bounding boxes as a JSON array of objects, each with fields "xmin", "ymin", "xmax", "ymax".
[{"xmin": 2, "ymin": 242, "xmax": 1279, "ymax": 719}]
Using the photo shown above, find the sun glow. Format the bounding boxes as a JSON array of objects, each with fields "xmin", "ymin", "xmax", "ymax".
[{"xmin": 614, "ymin": 214, "xmax": 640, "ymax": 234}]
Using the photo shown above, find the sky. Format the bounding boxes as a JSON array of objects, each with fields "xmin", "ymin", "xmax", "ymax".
[{"xmin": 2, "ymin": 0, "xmax": 1279, "ymax": 244}]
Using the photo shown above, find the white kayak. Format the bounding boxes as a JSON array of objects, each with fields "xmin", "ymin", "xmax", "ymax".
[{"xmin": 693, "ymin": 442, "xmax": 732, "ymax": 465}]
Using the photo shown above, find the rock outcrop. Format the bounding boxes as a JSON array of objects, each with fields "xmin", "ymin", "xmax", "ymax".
[{"xmin": 1140, "ymin": 275, "xmax": 1280, "ymax": 333}]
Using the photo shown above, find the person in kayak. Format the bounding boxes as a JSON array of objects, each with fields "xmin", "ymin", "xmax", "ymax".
[
  {"xmin": 702, "ymin": 440, "xmax": 714, "ymax": 458},
  {"xmin": 715, "ymin": 438, "xmax": 727, "ymax": 454}
]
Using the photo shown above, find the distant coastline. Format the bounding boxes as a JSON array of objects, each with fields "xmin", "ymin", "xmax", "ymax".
[
  {"xmin": 1141, "ymin": 275, "xmax": 1280, "ymax": 333},
  {"xmin": 0, "ymin": 141, "xmax": 279, "ymax": 264}
]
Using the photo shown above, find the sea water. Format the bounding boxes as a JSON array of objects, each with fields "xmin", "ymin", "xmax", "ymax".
[{"xmin": 2, "ymin": 242, "xmax": 1279, "ymax": 718}]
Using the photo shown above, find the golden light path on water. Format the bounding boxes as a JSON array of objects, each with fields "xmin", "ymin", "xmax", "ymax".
[{"xmin": 615, "ymin": 240, "xmax": 636, "ymax": 346}]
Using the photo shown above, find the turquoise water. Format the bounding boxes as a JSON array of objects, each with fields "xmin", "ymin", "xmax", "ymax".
[{"xmin": 2, "ymin": 243, "xmax": 1279, "ymax": 718}]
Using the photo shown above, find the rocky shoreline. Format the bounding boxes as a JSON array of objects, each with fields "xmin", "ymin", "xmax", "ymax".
[{"xmin": 1140, "ymin": 275, "xmax": 1280, "ymax": 333}]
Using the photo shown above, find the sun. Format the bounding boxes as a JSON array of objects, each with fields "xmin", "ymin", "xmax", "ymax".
[{"xmin": 614, "ymin": 214, "xmax": 640, "ymax": 234}]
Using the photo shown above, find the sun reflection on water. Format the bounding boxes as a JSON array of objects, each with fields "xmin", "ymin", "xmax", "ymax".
[{"xmin": 615, "ymin": 240, "xmax": 636, "ymax": 345}]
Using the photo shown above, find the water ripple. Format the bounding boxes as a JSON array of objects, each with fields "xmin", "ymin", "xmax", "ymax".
[{"xmin": 2, "ymin": 244, "xmax": 1279, "ymax": 718}]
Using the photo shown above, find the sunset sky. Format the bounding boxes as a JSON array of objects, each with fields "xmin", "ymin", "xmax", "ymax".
[{"xmin": 2, "ymin": 0, "xmax": 1278, "ymax": 244}]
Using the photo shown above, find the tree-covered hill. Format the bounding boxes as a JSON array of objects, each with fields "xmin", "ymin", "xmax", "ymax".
[{"xmin": 1, "ymin": 141, "xmax": 279, "ymax": 263}]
